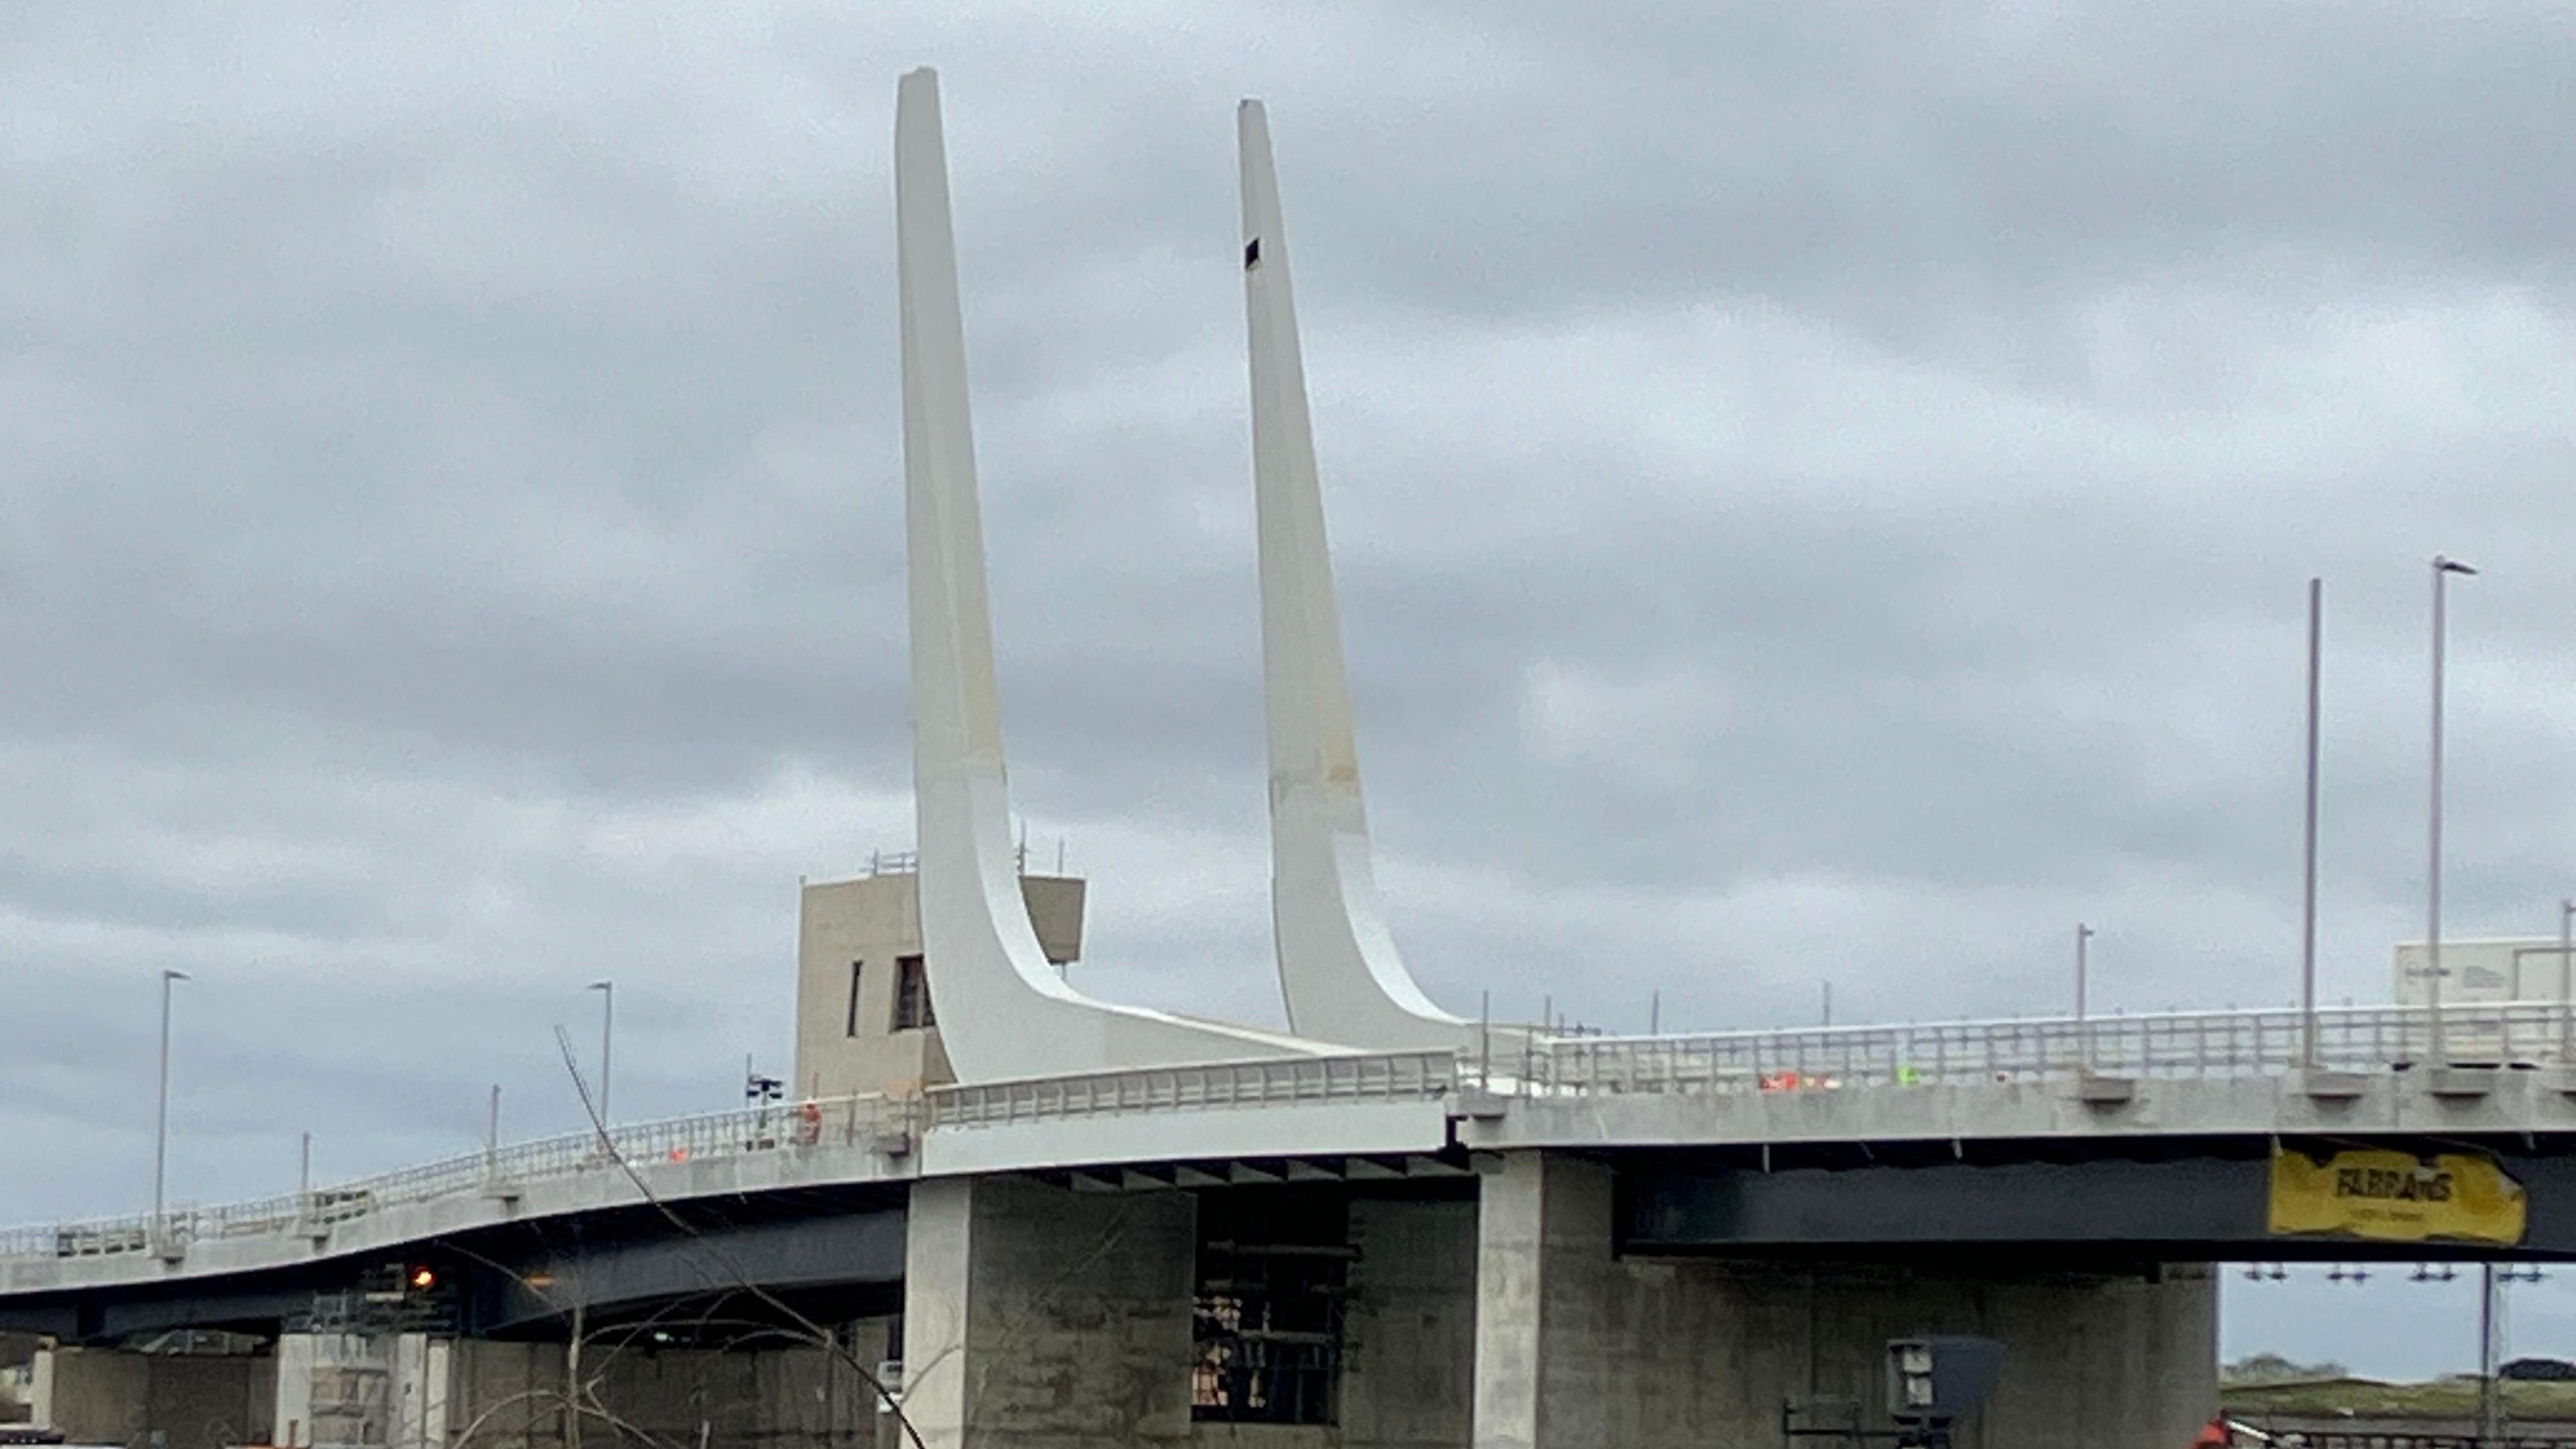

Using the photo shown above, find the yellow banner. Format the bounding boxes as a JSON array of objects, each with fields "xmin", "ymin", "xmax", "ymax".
[{"xmin": 2268, "ymin": 1146, "xmax": 2526, "ymax": 1246}]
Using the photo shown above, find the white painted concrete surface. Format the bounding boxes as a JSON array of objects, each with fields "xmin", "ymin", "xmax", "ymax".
[{"xmin": 1239, "ymin": 99, "xmax": 1474, "ymax": 1055}]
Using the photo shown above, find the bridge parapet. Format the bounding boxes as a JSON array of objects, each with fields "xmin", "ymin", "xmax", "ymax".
[
  {"xmin": 1532, "ymin": 1003, "xmax": 2576, "ymax": 1096},
  {"xmin": 932, "ymin": 1048, "xmax": 1456, "ymax": 1127},
  {"xmin": 0, "ymin": 1053, "xmax": 1458, "ymax": 1274},
  {"xmin": 0, "ymin": 1091, "xmax": 914, "ymax": 1267}
]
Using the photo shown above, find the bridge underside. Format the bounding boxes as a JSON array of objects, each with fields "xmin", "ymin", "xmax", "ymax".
[
  {"xmin": 2, "ymin": 1185, "xmax": 910, "ymax": 1344},
  {"xmin": 1623, "ymin": 1131, "xmax": 2576, "ymax": 1260}
]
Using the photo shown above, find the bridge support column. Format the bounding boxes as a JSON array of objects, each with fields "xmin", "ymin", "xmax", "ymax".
[
  {"xmin": 270, "ymin": 1331, "xmax": 453, "ymax": 1448},
  {"xmin": 30, "ymin": 1343, "xmax": 276, "ymax": 1449},
  {"xmin": 1468, "ymin": 1151, "xmax": 2218, "ymax": 1449},
  {"xmin": 1470, "ymin": 1151, "xmax": 1615, "ymax": 1449},
  {"xmin": 901, "ymin": 1175, "xmax": 1197, "ymax": 1449}
]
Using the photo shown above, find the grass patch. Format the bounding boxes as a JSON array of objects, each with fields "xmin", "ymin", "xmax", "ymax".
[{"xmin": 2226, "ymin": 1377, "xmax": 2576, "ymax": 1418}]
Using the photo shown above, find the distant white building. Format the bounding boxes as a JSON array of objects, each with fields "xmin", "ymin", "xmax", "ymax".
[{"xmin": 2394, "ymin": 937, "xmax": 2576, "ymax": 1007}]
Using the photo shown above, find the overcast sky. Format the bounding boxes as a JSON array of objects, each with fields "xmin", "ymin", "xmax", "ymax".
[{"xmin": 5, "ymin": 1, "xmax": 2574, "ymax": 1379}]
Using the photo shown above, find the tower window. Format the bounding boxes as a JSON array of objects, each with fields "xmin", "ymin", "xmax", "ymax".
[
  {"xmin": 894, "ymin": 955, "xmax": 936, "ymax": 1030},
  {"xmin": 845, "ymin": 961, "xmax": 864, "ymax": 1038}
]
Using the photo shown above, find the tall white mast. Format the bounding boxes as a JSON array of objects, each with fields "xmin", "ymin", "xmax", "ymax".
[
  {"xmin": 899, "ymin": 70, "xmax": 1326, "ymax": 1079},
  {"xmin": 1241, "ymin": 100, "xmax": 1476, "ymax": 1049}
]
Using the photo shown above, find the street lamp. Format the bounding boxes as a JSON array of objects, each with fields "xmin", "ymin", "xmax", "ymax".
[
  {"xmin": 2426, "ymin": 555, "xmax": 2476, "ymax": 1067},
  {"xmin": 2479, "ymin": 1263, "xmax": 2546, "ymax": 1443},
  {"xmin": 2481, "ymin": 1262, "xmax": 2500, "ymax": 1442},
  {"xmin": 587, "ymin": 979, "xmax": 615, "ymax": 1126},
  {"xmin": 2074, "ymin": 922, "xmax": 2096, "ymax": 1071},
  {"xmin": 2559, "ymin": 897, "xmax": 2574, "ymax": 1063},
  {"xmin": 2074, "ymin": 923, "xmax": 2094, "ymax": 1021},
  {"xmin": 2298, "ymin": 578, "xmax": 2324, "ymax": 1071},
  {"xmin": 152, "ymin": 969, "xmax": 190, "ymax": 1252}
]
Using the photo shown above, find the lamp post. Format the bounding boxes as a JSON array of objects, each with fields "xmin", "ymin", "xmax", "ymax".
[
  {"xmin": 2559, "ymin": 897, "xmax": 2574, "ymax": 1063},
  {"xmin": 587, "ymin": 979, "xmax": 615, "ymax": 1126},
  {"xmin": 2075, "ymin": 923, "xmax": 2093, "ymax": 1022},
  {"xmin": 152, "ymin": 968, "xmax": 190, "ymax": 1252},
  {"xmin": 2299, "ymin": 578, "xmax": 2323, "ymax": 1070},
  {"xmin": 2426, "ymin": 555, "xmax": 2476, "ymax": 1068},
  {"xmin": 2073, "ymin": 923, "xmax": 2095, "ymax": 1069},
  {"xmin": 2481, "ymin": 1261, "xmax": 2500, "ymax": 1444}
]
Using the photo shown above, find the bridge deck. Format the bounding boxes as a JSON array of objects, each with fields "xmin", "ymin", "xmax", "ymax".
[{"xmin": 11, "ymin": 1004, "xmax": 2576, "ymax": 1299}]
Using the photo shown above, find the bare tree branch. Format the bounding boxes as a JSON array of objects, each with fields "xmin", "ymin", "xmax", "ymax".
[{"xmin": 549, "ymin": 1026, "xmax": 927, "ymax": 1449}]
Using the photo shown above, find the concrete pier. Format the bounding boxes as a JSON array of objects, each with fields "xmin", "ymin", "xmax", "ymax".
[
  {"xmin": 274, "ymin": 1333, "xmax": 894, "ymax": 1449},
  {"xmin": 436, "ymin": 1338, "xmax": 890, "ymax": 1449},
  {"xmin": 1470, "ymin": 1152, "xmax": 2217, "ymax": 1448},
  {"xmin": 1326, "ymin": 1197, "xmax": 1479, "ymax": 1449},
  {"xmin": 902, "ymin": 1175, "xmax": 1199, "ymax": 1449},
  {"xmin": 32, "ymin": 1343, "xmax": 274, "ymax": 1449}
]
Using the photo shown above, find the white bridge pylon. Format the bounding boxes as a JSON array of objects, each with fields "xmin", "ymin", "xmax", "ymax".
[
  {"xmin": 898, "ymin": 68, "xmax": 1332, "ymax": 1081},
  {"xmin": 1241, "ymin": 101, "xmax": 1500, "ymax": 1055}
]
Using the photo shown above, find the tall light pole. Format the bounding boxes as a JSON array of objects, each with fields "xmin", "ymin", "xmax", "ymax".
[
  {"xmin": 2075, "ymin": 923, "xmax": 2094, "ymax": 1022},
  {"xmin": 2480, "ymin": 1260, "xmax": 2502, "ymax": 1445},
  {"xmin": 587, "ymin": 980, "xmax": 615, "ymax": 1126},
  {"xmin": 2426, "ymin": 555, "xmax": 2476, "ymax": 1068},
  {"xmin": 2475, "ymin": 1263, "xmax": 2548, "ymax": 1442},
  {"xmin": 486, "ymin": 1084, "xmax": 503, "ymax": 1185},
  {"xmin": 2559, "ymin": 897, "xmax": 2574, "ymax": 1063},
  {"xmin": 152, "ymin": 968, "xmax": 189, "ymax": 1251},
  {"xmin": 2299, "ymin": 578, "xmax": 2324, "ymax": 1070},
  {"xmin": 2074, "ymin": 922, "xmax": 2096, "ymax": 1071}
]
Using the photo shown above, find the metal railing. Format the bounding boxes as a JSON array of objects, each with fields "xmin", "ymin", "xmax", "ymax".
[
  {"xmin": 930, "ymin": 1050, "xmax": 1458, "ymax": 1128},
  {"xmin": 0, "ymin": 1093, "xmax": 913, "ymax": 1264},
  {"xmin": 865, "ymin": 846, "xmax": 1063, "ymax": 878},
  {"xmin": 1534, "ymin": 1003, "xmax": 2576, "ymax": 1095},
  {"xmin": 0, "ymin": 1051, "xmax": 1455, "ymax": 1263}
]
